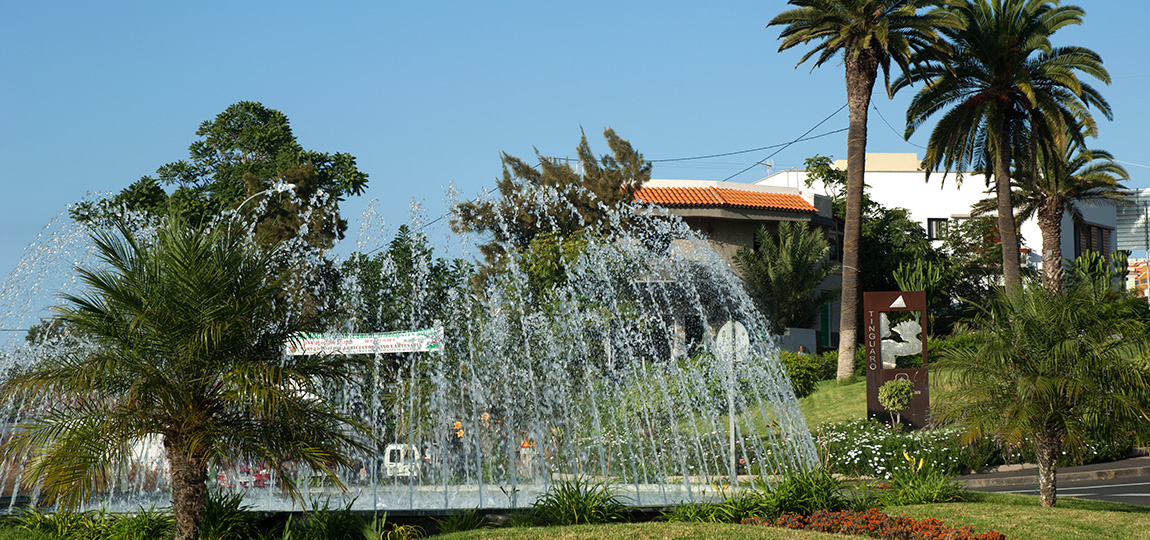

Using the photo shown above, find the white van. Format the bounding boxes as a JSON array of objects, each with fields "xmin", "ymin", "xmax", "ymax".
[{"xmin": 382, "ymin": 443, "xmax": 422, "ymax": 478}]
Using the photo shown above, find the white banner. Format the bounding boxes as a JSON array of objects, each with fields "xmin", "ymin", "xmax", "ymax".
[{"xmin": 286, "ymin": 327, "xmax": 443, "ymax": 356}]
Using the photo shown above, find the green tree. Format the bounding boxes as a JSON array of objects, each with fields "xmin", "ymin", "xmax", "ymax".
[
  {"xmin": 339, "ymin": 225, "xmax": 470, "ymax": 334},
  {"xmin": 72, "ymin": 101, "xmax": 369, "ymax": 250},
  {"xmin": 935, "ymin": 284, "xmax": 1150, "ymax": 507},
  {"xmin": 770, "ymin": 2, "xmax": 954, "ymax": 380},
  {"xmin": 974, "ymin": 131, "xmax": 1127, "ymax": 292},
  {"xmin": 2, "ymin": 217, "xmax": 372, "ymax": 540},
  {"xmin": 734, "ymin": 221, "xmax": 839, "ymax": 334},
  {"xmin": 451, "ymin": 128, "xmax": 650, "ymax": 277},
  {"xmin": 897, "ymin": 0, "xmax": 1111, "ymax": 295}
]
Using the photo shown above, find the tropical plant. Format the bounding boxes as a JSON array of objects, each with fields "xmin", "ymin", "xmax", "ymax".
[
  {"xmin": 734, "ymin": 221, "xmax": 839, "ymax": 334},
  {"xmin": 530, "ymin": 477, "xmax": 627, "ymax": 526},
  {"xmin": 935, "ymin": 284, "xmax": 1150, "ymax": 507},
  {"xmin": 897, "ymin": 0, "xmax": 1112, "ymax": 295},
  {"xmin": 1, "ymin": 216, "xmax": 374, "ymax": 539},
  {"xmin": 432, "ymin": 508, "xmax": 489, "ymax": 535},
  {"xmin": 971, "ymin": 131, "xmax": 1127, "ymax": 292},
  {"xmin": 881, "ymin": 451, "xmax": 965, "ymax": 506},
  {"xmin": 770, "ymin": 0, "xmax": 955, "ymax": 381}
]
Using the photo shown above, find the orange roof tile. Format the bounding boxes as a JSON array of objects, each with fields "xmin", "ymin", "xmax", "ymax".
[{"xmin": 635, "ymin": 186, "xmax": 816, "ymax": 214}]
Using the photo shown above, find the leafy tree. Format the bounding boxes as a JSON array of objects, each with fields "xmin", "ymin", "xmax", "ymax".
[
  {"xmin": 339, "ymin": 225, "xmax": 470, "ymax": 334},
  {"xmin": 72, "ymin": 101, "xmax": 369, "ymax": 250},
  {"xmin": 877, "ymin": 378, "xmax": 915, "ymax": 426},
  {"xmin": 734, "ymin": 221, "xmax": 839, "ymax": 334},
  {"xmin": 897, "ymin": 0, "xmax": 1112, "ymax": 295},
  {"xmin": 770, "ymin": 0, "xmax": 955, "ymax": 381},
  {"xmin": 2, "ymin": 216, "xmax": 372, "ymax": 540},
  {"xmin": 974, "ymin": 131, "xmax": 1127, "ymax": 292},
  {"xmin": 451, "ymin": 128, "xmax": 650, "ymax": 277},
  {"xmin": 935, "ymin": 283, "xmax": 1150, "ymax": 507}
]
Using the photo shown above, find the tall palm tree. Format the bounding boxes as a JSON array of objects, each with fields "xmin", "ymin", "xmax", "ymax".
[
  {"xmin": 3, "ymin": 217, "xmax": 372, "ymax": 540},
  {"xmin": 769, "ymin": 0, "xmax": 954, "ymax": 380},
  {"xmin": 936, "ymin": 283, "xmax": 1150, "ymax": 507},
  {"xmin": 974, "ymin": 130, "xmax": 1128, "ymax": 292},
  {"xmin": 897, "ymin": 0, "xmax": 1111, "ymax": 295}
]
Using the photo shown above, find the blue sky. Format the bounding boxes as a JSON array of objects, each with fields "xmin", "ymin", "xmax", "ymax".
[{"xmin": 3, "ymin": 1, "xmax": 1149, "ymax": 282}]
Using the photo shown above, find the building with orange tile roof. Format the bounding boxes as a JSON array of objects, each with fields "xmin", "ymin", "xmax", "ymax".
[{"xmin": 634, "ymin": 179, "xmax": 839, "ymax": 351}]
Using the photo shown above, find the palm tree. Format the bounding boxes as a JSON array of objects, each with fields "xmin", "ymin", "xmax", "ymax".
[
  {"xmin": 769, "ymin": 0, "xmax": 954, "ymax": 380},
  {"xmin": 897, "ymin": 0, "xmax": 1111, "ymax": 295},
  {"xmin": 734, "ymin": 221, "xmax": 840, "ymax": 335},
  {"xmin": 3, "ymin": 217, "xmax": 372, "ymax": 540},
  {"xmin": 936, "ymin": 283, "xmax": 1150, "ymax": 507},
  {"xmin": 974, "ymin": 130, "xmax": 1127, "ymax": 292}
]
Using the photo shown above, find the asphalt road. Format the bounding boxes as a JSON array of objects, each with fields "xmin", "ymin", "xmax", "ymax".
[
  {"xmin": 966, "ymin": 474, "xmax": 1150, "ymax": 506},
  {"xmin": 958, "ymin": 456, "xmax": 1150, "ymax": 507}
]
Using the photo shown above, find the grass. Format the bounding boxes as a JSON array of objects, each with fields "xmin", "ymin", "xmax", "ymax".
[
  {"xmin": 435, "ymin": 521, "xmax": 843, "ymax": 539},
  {"xmin": 888, "ymin": 491, "xmax": 1150, "ymax": 540},
  {"xmin": 797, "ymin": 377, "xmax": 866, "ymax": 427},
  {"xmin": 432, "ymin": 492, "xmax": 1149, "ymax": 539}
]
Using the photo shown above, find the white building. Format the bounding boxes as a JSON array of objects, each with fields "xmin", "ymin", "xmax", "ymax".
[{"xmin": 755, "ymin": 153, "xmax": 1118, "ymax": 272}]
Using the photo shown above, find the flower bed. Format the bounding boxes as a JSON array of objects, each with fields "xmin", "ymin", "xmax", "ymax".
[{"xmin": 742, "ymin": 508, "xmax": 1006, "ymax": 540}]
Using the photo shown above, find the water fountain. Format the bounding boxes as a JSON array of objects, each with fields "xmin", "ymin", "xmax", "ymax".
[{"xmin": 0, "ymin": 190, "xmax": 818, "ymax": 512}]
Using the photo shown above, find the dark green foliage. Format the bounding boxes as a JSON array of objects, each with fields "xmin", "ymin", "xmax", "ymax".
[
  {"xmin": 71, "ymin": 101, "xmax": 369, "ymax": 250},
  {"xmin": 7, "ymin": 507, "xmax": 175, "ymax": 540},
  {"xmin": 778, "ymin": 350, "xmax": 834, "ymax": 398},
  {"xmin": 451, "ymin": 128, "xmax": 650, "ymax": 275},
  {"xmin": 530, "ymin": 477, "xmax": 627, "ymax": 526},
  {"xmin": 198, "ymin": 492, "xmax": 261, "ymax": 540},
  {"xmin": 880, "ymin": 454, "xmax": 965, "ymax": 506},
  {"xmin": 1, "ymin": 217, "xmax": 374, "ymax": 539},
  {"xmin": 360, "ymin": 514, "xmax": 422, "ymax": 540},
  {"xmin": 103, "ymin": 507, "xmax": 176, "ymax": 540},
  {"xmin": 936, "ymin": 283, "xmax": 1150, "ymax": 506},
  {"xmin": 339, "ymin": 225, "xmax": 471, "ymax": 334},
  {"xmin": 733, "ymin": 221, "xmax": 838, "ymax": 333},
  {"xmin": 877, "ymin": 379, "xmax": 915, "ymax": 424},
  {"xmin": 433, "ymin": 508, "xmax": 489, "ymax": 534},
  {"xmin": 289, "ymin": 499, "xmax": 368, "ymax": 540},
  {"xmin": 764, "ymin": 468, "xmax": 848, "ymax": 519}
]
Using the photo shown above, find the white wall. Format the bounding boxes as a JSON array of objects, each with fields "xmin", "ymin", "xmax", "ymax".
[{"xmin": 756, "ymin": 153, "xmax": 1118, "ymax": 273}]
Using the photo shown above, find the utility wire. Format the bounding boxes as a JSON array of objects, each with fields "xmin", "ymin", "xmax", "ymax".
[
  {"xmin": 721, "ymin": 103, "xmax": 848, "ymax": 181},
  {"xmin": 872, "ymin": 104, "xmax": 927, "ymax": 150},
  {"xmin": 650, "ymin": 128, "xmax": 848, "ymax": 163}
]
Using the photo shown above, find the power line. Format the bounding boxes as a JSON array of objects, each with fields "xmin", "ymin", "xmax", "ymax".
[
  {"xmin": 721, "ymin": 104, "xmax": 848, "ymax": 182},
  {"xmin": 872, "ymin": 104, "xmax": 927, "ymax": 150},
  {"xmin": 649, "ymin": 127, "xmax": 848, "ymax": 163}
]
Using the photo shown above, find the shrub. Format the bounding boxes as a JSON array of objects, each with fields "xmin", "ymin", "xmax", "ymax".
[
  {"xmin": 198, "ymin": 491, "xmax": 262, "ymax": 540},
  {"xmin": 531, "ymin": 477, "xmax": 626, "ymax": 526},
  {"xmin": 764, "ymin": 468, "xmax": 848, "ymax": 519},
  {"xmin": 880, "ymin": 452, "xmax": 965, "ymax": 506},
  {"xmin": 361, "ymin": 514, "xmax": 422, "ymax": 540},
  {"xmin": 103, "ymin": 506, "xmax": 176, "ymax": 540},
  {"xmin": 877, "ymin": 379, "xmax": 915, "ymax": 425},
  {"xmin": 779, "ymin": 351, "xmax": 830, "ymax": 397},
  {"xmin": 433, "ymin": 508, "xmax": 488, "ymax": 534}
]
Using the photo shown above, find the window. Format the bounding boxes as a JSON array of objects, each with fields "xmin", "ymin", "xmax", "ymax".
[
  {"xmin": 1075, "ymin": 223, "xmax": 1114, "ymax": 257},
  {"xmin": 927, "ymin": 218, "xmax": 948, "ymax": 240}
]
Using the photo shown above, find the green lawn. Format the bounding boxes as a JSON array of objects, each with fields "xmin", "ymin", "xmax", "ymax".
[
  {"xmin": 888, "ymin": 492, "xmax": 1150, "ymax": 540},
  {"xmin": 797, "ymin": 377, "xmax": 866, "ymax": 427},
  {"xmin": 433, "ymin": 493, "xmax": 1150, "ymax": 539}
]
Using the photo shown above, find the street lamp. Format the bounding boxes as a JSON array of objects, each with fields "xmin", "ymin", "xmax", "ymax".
[{"xmin": 233, "ymin": 182, "xmax": 297, "ymax": 216}]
